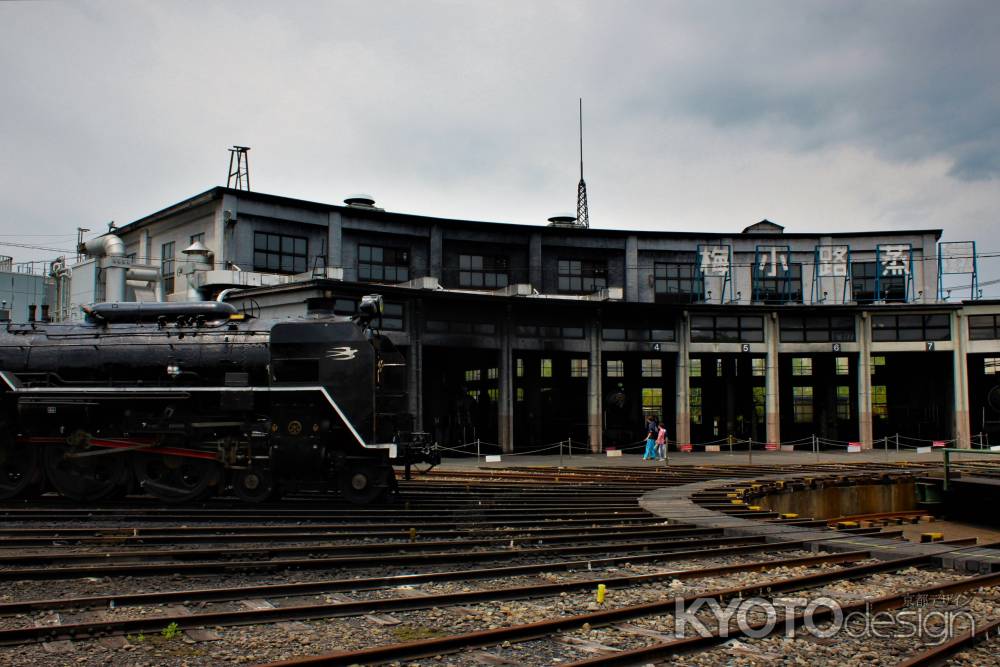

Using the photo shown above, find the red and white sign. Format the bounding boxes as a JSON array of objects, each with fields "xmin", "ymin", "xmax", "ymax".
[
  {"xmin": 932, "ymin": 440, "xmax": 946, "ymax": 448},
  {"xmin": 847, "ymin": 442, "xmax": 863, "ymax": 453},
  {"xmin": 764, "ymin": 443, "xmax": 779, "ymax": 451},
  {"xmin": 679, "ymin": 444, "xmax": 693, "ymax": 453}
]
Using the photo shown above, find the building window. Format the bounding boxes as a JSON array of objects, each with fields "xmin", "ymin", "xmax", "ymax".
[
  {"xmin": 540, "ymin": 358, "xmax": 553, "ymax": 377},
  {"xmin": 641, "ymin": 359, "xmax": 662, "ymax": 377},
  {"xmin": 653, "ymin": 262, "xmax": 698, "ymax": 303},
  {"xmin": 690, "ymin": 315, "xmax": 765, "ymax": 343},
  {"xmin": 189, "ymin": 232, "xmax": 205, "ymax": 245},
  {"xmin": 161, "ymin": 242, "xmax": 175, "ymax": 294},
  {"xmin": 487, "ymin": 388, "xmax": 499, "ymax": 402},
  {"xmin": 689, "ymin": 358, "xmax": 702, "ymax": 377},
  {"xmin": 752, "ymin": 358, "xmax": 766, "ymax": 377},
  {"xmin": 836, "ymin": 386, "xmax": 851, "ymax": 420},
  {"xmin": 852, "ymin": 261, "xmax": 905, "ymax": 303},
  {"xmin": 459, "ymin": 255, "xmax": 509, "ymax": 288},
  {"xmin": 467, "ymin": 389, "xmax": 481, "ymax": 401},
  {"xmin": 606, "ymin": 360, "xmax": 624, "ymax": 377},
  {"xmin": 715, "ymin": 358, "xmax": 723, "ymax": 376},
  {"xmin": 558, "ymin": 259, "xmax": 607, "ymax": 293},
  {"xmin": 427, "ymin": 320, "xmax": 495, "ymax": 335},
  {"xmin": 752, "ymin": 386, "xmax": 765, "ymax": 420},
  {"xmin": 690, "ymin": 387, "xmax": 703, "ymax": 424},
  {"xmin": 871, "ymin": 314, "xmax": 950, "ymax": 342},
  {"xmin": 835, "ymin": 357, "xmax": 850, "ymax": 375},
  {"xmin": 518, "ymin": 324, "xmax": 585, "ymax": 339},
  {"xmin": 791, "ymin": 358, "xmax": 813, "ymax": 376},
  {"xmin": 985, "ymin": 358, "xmax": 1000, "ymax": 375},
  {"xmin": 873, "ymin": 385, "xmax": 888, "ymax": 419},
  {"xmin": 970, "ymin": 315, "xmax": 1000, "ymax": 340},
  {"xmin": 642, "ymin": 388, "xmax": 663, "ymax": 419},
  {"xmin": 254, "ymin": 232, "xmax": 307, "ymax": 274},
  {"xmin": 780, "ymin": 315, "xmax": 855, "ymax": 343},
  {"xmin": 464, "ymin": 369, "xmax": 481, "ymax": 382},
  {"xmin": 516, "ymin": 387, "xmax": 525, "ymax": 402},
  {"xmin": 358, "ymin": 244, "xmax": 409, "ymax": 283},
  {"xmin": 753, "ymin": 263, "xmax": 803, "ymax": 304},
  {"xmin": 570, "ymin": 359, "xmax": 588, "ymax": 378},
  {"xmin": 792, "ymin": 386, "xmax": 813, "ymax": 423},
  {"xmin": 487, "ymin": 367, "xmax": 498, "ymax": 380},
  {"xmin": 871, "ymin": 355, "xmax": 885, "ymax": 375},
  {"xmin": 517, "ymin": 359, "xmax": 524, "ymax": 377}
]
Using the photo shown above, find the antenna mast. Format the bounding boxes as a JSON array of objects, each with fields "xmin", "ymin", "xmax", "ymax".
[
  {"xmin": 576, "ymin": 98, "xmax": 590, "ymax": 228},
  {"xmin": 227, "ymin": 146, "xmax": 251, "ymax": 191}
]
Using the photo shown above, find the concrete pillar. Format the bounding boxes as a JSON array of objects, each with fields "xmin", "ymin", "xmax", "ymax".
[
  {"xmin": 952, "ymin": 311, "xmax": 971, "ymax": 448},
  {"xmin": 216, "ymin": 192, "xmax": 239, "ymax": 268},
  {"xmin": 529, "ymin": 233, "xmax": 542, "ymax": 289},
  {"xmin": 407, "ymin": 299, "xmax": 424, "ymax": 432},
  {"xmin": 625, "ymin": 235, "xmax": 639, "ymax": 302},
  {"xmin": 857, "ymin": 312, "xmax": 873, "ymax": 448},
  {"xmin": 765, "ymin": 312, "xmax": 781, "ymax": 446},
  {"xmin": 498, "ymin": 307, "xmax": 514, "ymax": 453},
  {"xmin": 587, "ymin": 316, "xmax": 603, "ymax": 453},
  {"xmin": 327, "ymin": 211, "xmax": 343, "ymax": 268},
  {"xmin": 429, "ymin": 225, "xmax": 443, "ymax": 281},
  {"xmin": 675, "ymin": 313, "xmax": 691, "ymax": 446}
]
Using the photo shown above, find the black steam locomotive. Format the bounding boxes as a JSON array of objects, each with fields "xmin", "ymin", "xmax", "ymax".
[{"xmin": 0, "ymin": 295, "xmax": 438, "ymax": 504}]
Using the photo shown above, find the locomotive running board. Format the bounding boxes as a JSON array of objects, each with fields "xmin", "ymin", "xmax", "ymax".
[{"xmin": 0, "ymin": 377, "xmax": 370, "ymax": 451}]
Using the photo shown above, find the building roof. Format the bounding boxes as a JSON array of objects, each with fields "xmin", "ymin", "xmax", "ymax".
[{"xmin": 116, "ymin": 186, "xmax": 944, "ymax": 242}]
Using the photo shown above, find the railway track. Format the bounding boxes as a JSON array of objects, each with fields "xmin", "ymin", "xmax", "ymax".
[{"xmin": 0, "ymin": 461, "xmax": 994, "ymax": 666}]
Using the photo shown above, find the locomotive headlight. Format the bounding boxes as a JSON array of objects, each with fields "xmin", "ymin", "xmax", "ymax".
[{"xmin": 359, "ymin": 294, "xmax": 384, "ymax": 320}]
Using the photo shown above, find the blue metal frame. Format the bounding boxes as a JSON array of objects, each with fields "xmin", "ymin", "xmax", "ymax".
[
  {"xmin": 812, "ymin": 244, "xmax": 851, "ymax": 304},
  {"xmin": 696, "ymin": 244, "xmax": 732, "ymax": 303},
  {"xmin": 875, "ymin": 243, "xmax": 914, "ymax": 303},
  {"xmin": 752, "ymin": 245, "xmax": 792, "ymax": 303},
  {"xmin": 937, "ymin": 241, "xmax": 979, "ymax": 301}
]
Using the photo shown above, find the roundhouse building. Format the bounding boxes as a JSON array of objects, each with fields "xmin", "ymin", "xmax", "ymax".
[{"xmin": 97, "ymin": 186, "xmax": 1000, "ymax": 453}]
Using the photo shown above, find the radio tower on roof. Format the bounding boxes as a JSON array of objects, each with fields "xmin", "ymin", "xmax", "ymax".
[
  {"xmin": 227, "ymin": 146, "xmax": 251, "ymax": 191},
  {"xmin": 576, "ymin": 98, "xmax": 590, "ymax": 228}
]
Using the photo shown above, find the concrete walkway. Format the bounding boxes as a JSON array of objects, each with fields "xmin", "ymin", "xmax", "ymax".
[{"xmin": 434, "ymin": 448, "xmax": 980, "ymax": 470}]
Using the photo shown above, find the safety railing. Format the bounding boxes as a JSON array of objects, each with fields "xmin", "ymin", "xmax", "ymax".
[{"xmin": 941, "ymin": 447, "xmax": 1000, "ymax": 492}]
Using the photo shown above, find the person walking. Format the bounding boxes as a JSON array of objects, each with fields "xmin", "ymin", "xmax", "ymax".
[
  {"xmin": 643, "ymin": 415, "xmax": 658, "ymax": 460},
  {"xmin": 656, "ymin": 422, "xmax": 668, "ymax": 462}
]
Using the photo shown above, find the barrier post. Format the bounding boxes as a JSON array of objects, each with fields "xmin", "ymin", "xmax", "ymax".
[
  {"xmin": 728, "ymin": 434, "xmax": 734, "ymax": 456},
  {"xmin": 814, "ymin": 434, "xmax": 819, "ymax": 463},
  {"xmin": 895, "ymin": 433, "xmax": 900, "ymax": 454},
  {"xmin": 748, "ymin": 437, "xmax": 753, "ymax": 465},
  {"xmin": 559, "ymin": 439, "xmax": 564, "ymax": 467},
  {"xmin": 568, "ymin": 436, "xmax": 573, "ymax": 457},
  {"xmin": 477, "ymin": 438, "xmax": 481, "ymax": 463}
]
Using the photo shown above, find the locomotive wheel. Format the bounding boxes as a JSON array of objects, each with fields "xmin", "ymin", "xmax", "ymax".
[
  {"xmin": 337, "ymin": 462, "xmax": 388, "ymax": 504},
  {"xmin": 0, "ymin": 433, "xmax": 40, "ymax": 500},
  {"xmin": 231, "ymin": 468, "xmax": 278, "ymax": 503},
  {"xmin": 133, "ymin": 454, "xmax": 222, "ymax": 504},
  {"xmin": 43, "ymin": 445, "xmax": 129, "ymax": 502}
]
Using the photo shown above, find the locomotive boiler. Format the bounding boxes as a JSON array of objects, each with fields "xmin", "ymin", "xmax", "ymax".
[{"xmin": 0, "ymin": 294, "xmax": 438, "ymax": 504}]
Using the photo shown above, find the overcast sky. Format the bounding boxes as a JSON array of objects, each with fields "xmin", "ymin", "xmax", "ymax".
[{"xmin": 1, "ymin": 1, "xmax": 998, "ymax": 294}]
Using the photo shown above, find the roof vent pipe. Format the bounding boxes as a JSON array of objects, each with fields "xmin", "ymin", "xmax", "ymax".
[
  {"xmin": 344, "ymin": 194, "xmax": 376, "ymax": 207},
  {"xmin": 82, "ymin": 234, "xmax": 127, "ymax": 302}
]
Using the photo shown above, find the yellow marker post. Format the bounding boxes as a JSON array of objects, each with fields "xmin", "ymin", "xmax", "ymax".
[
  {"xmin": 596, "ymin": 584, "xmax": 606, "ymax": 604},
  {"xmin": 409, "ymin": 527, "xmax": 417, "ymax": 542}
]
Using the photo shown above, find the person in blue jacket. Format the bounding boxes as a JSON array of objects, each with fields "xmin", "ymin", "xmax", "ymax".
[{"xmin": 643, "ymin": 414, "xmax": 658, "ymax": 460}]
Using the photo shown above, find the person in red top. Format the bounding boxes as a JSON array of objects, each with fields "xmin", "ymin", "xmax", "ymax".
[{"xmin": 656, "ymin": 423, "xmax": 668, "ymax": 462}]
